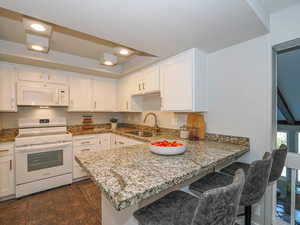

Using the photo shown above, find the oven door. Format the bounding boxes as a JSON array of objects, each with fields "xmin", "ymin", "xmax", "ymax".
[{"xmin": 15, "ymin": 142, "xmax": 73, "ymax": 185}]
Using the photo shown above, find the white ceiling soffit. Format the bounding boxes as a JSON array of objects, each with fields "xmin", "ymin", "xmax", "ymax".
[
  {"xmin": 0, "ymin": 0, "xmax": 269, "ymax": 58},
  {"xmin": 258, "ymin": 0, "xmax": 300, "ymax": 13},
  {"xmin": 0, "ymin": 40, "xmax": 123, "ymax": 78}
]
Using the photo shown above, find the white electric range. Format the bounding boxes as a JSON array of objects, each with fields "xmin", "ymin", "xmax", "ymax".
[{"xmin": 15, "ymin": 118, "xmax": 73, "ymax": 198}]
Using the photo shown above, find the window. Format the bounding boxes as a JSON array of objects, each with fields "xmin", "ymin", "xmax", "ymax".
[{"xmin": 277, "ymin": 131, "xmax": 288, "ymax": 148}]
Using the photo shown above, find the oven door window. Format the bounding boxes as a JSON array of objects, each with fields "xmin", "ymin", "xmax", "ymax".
[{"xmin": 27, "ymin": 150, "xmax": 63, "ymax": 172}]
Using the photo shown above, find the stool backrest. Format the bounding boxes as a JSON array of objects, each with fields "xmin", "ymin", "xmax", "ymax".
[
  {"xmin": 192, "ymin": 169, "xmax": 245, "ymax": 225},
  {"xmin": 240, "ymin": 152, "xmax": 273, "ymax": 206},
  {"xmin": 269, "ymin": 144, "xmax": 287, "ymax": 183}
]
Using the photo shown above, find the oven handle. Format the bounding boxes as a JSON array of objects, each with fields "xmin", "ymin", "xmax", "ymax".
[{"xmin": 15, "ymin": 142, "xmax": 72, "ymax": 153}]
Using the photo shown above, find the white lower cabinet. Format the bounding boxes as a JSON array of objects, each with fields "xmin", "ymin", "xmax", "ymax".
[
  {"xmin": 73, "ymin": 135, "xmax": 97, "ymax": 180},
  {"xmin": 0, "ymin": 143, "xmax": 15, "ymax": 199},
  {"xmin": 72, "ymin": 133, "xmax": 143, "ymax": 180}
]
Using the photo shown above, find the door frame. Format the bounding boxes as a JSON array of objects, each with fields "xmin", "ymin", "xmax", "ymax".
[{"xmin": 270, "ymin": 38, "xmax": 300, "ymax": 225}]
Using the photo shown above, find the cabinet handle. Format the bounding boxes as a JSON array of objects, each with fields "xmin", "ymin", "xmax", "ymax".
[
  {"xmin": 143, "ymin": 83, "xmax": 145, "ymax": 90},
  {"xmin": 11, "ymin": 98, "xmax": 15, "ymax": 109},
  {"xmin": 94, "ymin": 101, "xmax": 97, "ymax": 109},
  {"xmin": 126, "ymin": 101, "xmax": 128, "ymax": 110},
  {"xmin": 138, "ymin": 83, "xmax": 141, "ymax": 91},
  {"xmin": 118, "ymin": 141, "xmax": 125, "ymax": 145},
  {"xmin": 0, "ymin": 149, "xmax": 8, "ymax": 153},
  {"xmin": 81, "ymin": 141, "xmax": 91, "ymax": 145},
  {"xmin": 80, "ymin": 149, "xmax": 90, "ymax": 152},
  {"xmin": 9, "ymin": 160, "xmax": 12, "ymax": 170},
  {"xmin": 99, "ymin": 140, "xmax": 102, "ymax": 144}
]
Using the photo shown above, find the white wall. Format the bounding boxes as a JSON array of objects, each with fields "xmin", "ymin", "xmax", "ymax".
[
  {"xmin": 270, "ymin": 3, "xmax": 300, "ymax": 45},
  {"xmin": 206, "ymin": 34, "xmax": 273, "ymax": 225},
  {"xmin": 206, "ymin": 34, "xmax": 272, "ymax": 161},
  {"xmin": 0, "ymin": 107, "xmax": 122, "ymax": 129}
]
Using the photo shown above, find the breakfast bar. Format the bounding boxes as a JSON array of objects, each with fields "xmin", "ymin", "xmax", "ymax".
[{"xmin": 76, "ymin": 138, "xmax": 249, "ymax": 225}]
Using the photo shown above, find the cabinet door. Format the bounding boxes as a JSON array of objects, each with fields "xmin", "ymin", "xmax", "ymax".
[
  {"xmin": 160, "ymin": 51, "xmax": 193, "ymax": 111},
  {"xmin": 0, "ymin": 63, "xmax": 17, "ymax": 112},
  {"xmin": 16, "ymin": 65, "xmax": 46, "ymax": 82},
  {"xmin": 93, "ymin": 78, "xmax": 117, "ymax": 112},
  {"xmin": 47, "ymin": 71, "xmax": 68, "ymax": 84},
  {"xmin": 98, "ymin": 133, "xmax": 111, "ymax": 150},
  {"xmin": 0, "ymin": 155, "xmax": 15, "ymax": 197},
  {"xmin": 143, "ymin": 65, "xmax": 160, "ymax": 94},
  {"xmin": 69, "ymin": 75, "xmax": 92, "ymax": 111},
  {"xmin": 132, "ymin": 72, "xmax": 143, "ymax": 95},
  {"xmin": 73, "ymin": 157, "xmax": 88, "ymax": 179},
  {"xmin": 117, "ymin": 77, "xmax": 130, "ymax": 111}
]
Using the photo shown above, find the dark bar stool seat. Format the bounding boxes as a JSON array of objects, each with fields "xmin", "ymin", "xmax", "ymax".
[
  {"xmin": 220, "ymin": 144, "xmax": 287, "ymax": 184},
  {"xmin": 134, "ymin": 169, "xmax": 245, "ymax": 225},
  {"xmin": 189, "ymin": 152, "xmax": 273, "ymax": 225}
]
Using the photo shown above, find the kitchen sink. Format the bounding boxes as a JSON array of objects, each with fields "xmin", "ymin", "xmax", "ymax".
[{"xmin": 126, "ymin": 131, "xmax": 154, "ymax": 137}]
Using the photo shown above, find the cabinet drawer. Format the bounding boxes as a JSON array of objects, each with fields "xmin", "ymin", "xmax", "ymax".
[
  {"xmin": 73, "ymin": 145, "xmax": 97, "ymax": 154},
  {"xmin": 0, "ymin": 143, "xmax": 14, "ymax": 157},
  {"xmin": 73, "ymin": 135, "xmax": 97, "ymax": 146}
]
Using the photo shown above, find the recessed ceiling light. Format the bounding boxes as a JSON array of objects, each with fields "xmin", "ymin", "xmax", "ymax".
[
  {"xmin": 103, "ymin": 61, "xmax": 113, "ymax": 66},
  {"xmin": 30, "ymin": 23, "xmax": 46, "ymax": 32},
  {"xmin": 114, "ymin": 47, "xmax": 133, "ymax": 56},
  {"xmin": 31, "ymin": 45, "xmax": 44, "ymax": 51},
  {"xmin": 119, "ymin": 49, "xmax": 129, "ymax": 55}
]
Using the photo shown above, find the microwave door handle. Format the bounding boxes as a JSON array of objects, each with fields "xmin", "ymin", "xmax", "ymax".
[{"xmin": 15, "ymin": 142, "xmax": 71, "ymax": 153}]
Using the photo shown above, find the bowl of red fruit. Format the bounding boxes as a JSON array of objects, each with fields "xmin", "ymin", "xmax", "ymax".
[{"xmin": 149, "ymin": 140, "xmax": 186, "ymax": 155}]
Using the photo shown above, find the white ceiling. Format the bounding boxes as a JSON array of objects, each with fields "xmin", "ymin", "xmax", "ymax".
[
  {"xmin": 258, "ymin": 0, "xmax": 300, "ymax": 13},
  {"xmin": 0, "ymin": 15, "xmax": 131, "ymax": 64},
  {"xmin": 0, "ymin": 0, "xmax": 269, "ymax": 60}
]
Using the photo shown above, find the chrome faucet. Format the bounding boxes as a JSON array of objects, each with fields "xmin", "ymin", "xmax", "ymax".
[{"xmin": 143, "ymin": 112, "xmax": 160, "ymax": 136}]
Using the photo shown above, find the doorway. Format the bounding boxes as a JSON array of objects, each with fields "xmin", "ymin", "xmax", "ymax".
[{"xmin": 273, "ymin": 39, "xmax": 300, "ymax": 225}]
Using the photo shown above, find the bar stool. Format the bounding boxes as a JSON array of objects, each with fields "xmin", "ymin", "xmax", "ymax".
[
  {"xmin": 189, "ymin": 152, "xmax": 273, "ymax": 225},
  {"xmin": 220, "ymin": 144, "xmax": 287, "ymax": 184},
  {"xmin": 134, "ymin": 169, "xmax": 245, "ymax": 225}
]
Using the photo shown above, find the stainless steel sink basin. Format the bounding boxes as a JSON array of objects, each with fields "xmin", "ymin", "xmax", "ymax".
[{"xmin": 126, "ymin": 131, "xmax": 153, "ymax": 137}]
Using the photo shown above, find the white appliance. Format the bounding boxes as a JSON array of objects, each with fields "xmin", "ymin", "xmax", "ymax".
[
  {"xmin": 17, "ymin": 81, "xmax": 68, "ymax": 106},
  {"xmin": 15, "ymin": 118, "xmax": 72, "ymax": 197}
]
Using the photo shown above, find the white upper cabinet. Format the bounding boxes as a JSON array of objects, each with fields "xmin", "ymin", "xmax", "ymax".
[
  {"xmin": 160, "ymin": 48, "xmax": 207, "ymax": 112},
  {"xmin": 0, "ymin": 62, "xmax": 17, "ymax": 112},
  {"xmin": 69, "ymin": 75, "xmax": 93, "ymax": 111},
  {"xmin": 16, "ymin": 65, "xmax": 46, "ymax": 82},
  {"xmin": 69, "ymin": 74, "xmax": 117, "ymax": 112},
  {"xmin": 47, "ymin": 71, "xmax": 68, "ymax": 84},
  {"xmin": 16, "ymin": 65, "xmax": 68, "ymax": 85},
  {"xmin": 143, "ymin": 65, "xmax": 160, "ymax": 94},
  {"xmin": 117, "ymin": 76, "xmax": 131, "ymax": 111},
  {"xmin": 132, "ymin": 65, "xmax": 160, "ymax": 95},
  {"xmin": 92, "ymin": 77, "xmax": 117, "ymax": 112},
  {"xmin": 117, "ymin": 75, "xmax": 143, "ymax": 112}
]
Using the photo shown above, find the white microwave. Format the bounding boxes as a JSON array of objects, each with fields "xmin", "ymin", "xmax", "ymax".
[{"xmin": 17, "ymin": 82, "xmax": 69, "ymax": 106}]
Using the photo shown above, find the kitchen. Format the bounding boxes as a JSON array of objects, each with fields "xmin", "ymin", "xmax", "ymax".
[{"xmin": 1, "ymin": 1, "xmax": 300, "ymax": 225}]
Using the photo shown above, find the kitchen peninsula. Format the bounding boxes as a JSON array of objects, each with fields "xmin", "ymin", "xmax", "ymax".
[{"xmin": 75, "ymin": 131, "xmax": 249, "ymax": 225}]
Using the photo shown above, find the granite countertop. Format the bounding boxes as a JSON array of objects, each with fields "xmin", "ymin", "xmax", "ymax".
[
  {"xmin": 76, "ymin": 139, "xmax": 249, "ymax": 211},
  {"xmin": 0, "ymin": 129, "xmax": 18, "ymax": 143}
]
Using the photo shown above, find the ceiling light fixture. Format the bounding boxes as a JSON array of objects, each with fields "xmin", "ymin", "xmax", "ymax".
[
  {"xmin": 100, "ymin": 53, "xmax": 117, "ymax": 66},
  {"xmin": 30, "ymin": 23, "xmax": 46, "ymax": 32},
  {"xmin": 31, "ymin": 45, "xmax": 44, "ymax": 51},
  {"xmin": 119, "ymin": 49, "xmax": 129, "ymax": 55},
  {"xmin": 114, "ymin": 47, "xmax": 133, "ymax": 56},
  {"xmin": 103, "ymin": 61, "xmax": 113, "ymax": 66}
]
